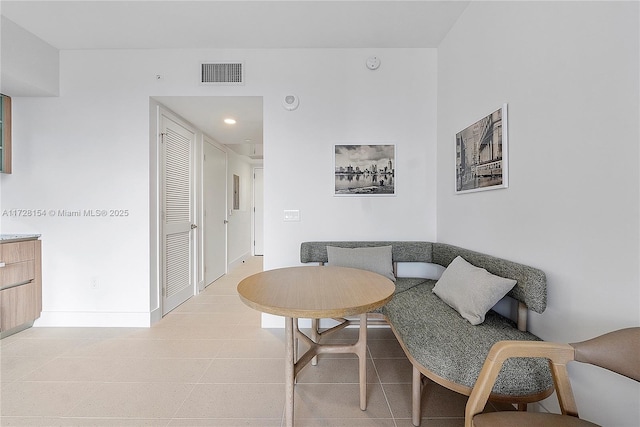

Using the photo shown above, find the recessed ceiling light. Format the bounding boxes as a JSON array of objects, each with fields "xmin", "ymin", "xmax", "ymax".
[{"xmin": 224, "ymin": 118, "xmax": 236, "ymax": 125}]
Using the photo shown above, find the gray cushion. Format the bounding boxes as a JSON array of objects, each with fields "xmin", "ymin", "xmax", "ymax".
[
  {"xmin": 433, "ymin": 243, "xmax": 547, "ymax": 314},
  {"xmin": 300, "ymin": 241, "xmax": 433, "ymax": 264},
  {"xmin": 326, "ymin": 245, "xmax": 395, "ymax": 281},
  {"xmin": 433, "ymin": 256, "xmax": 517, "ymax": 325},
  {"xmin": 383, "ymin": 282, "xmax": 553, "ymax": 397},
  {"xmin": 369, "ymin": 277, "xmax": 429, "ymax": 314},
  {"xmin": 394, "ymin": 277, "xmax": 429, "ymax": 294}
]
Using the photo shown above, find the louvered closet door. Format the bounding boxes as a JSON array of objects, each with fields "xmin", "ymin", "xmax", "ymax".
[{"xmin": 161, "ymin": 114, "xmax": 196, "ymax": 315}]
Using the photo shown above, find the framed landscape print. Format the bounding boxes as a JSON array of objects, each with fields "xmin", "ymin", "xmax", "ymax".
[
  {"xmin": 456, "ymin": 104, "xmax": 508, "ymax": 194},
  {"xmin": 334, "ymin": 144, "xmax": 395, "ymax": 196}
]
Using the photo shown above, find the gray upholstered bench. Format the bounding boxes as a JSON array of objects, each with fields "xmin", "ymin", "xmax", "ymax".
[{"xmin": 300, "ymin": 241, "xmax": 554, "ymax": 426}]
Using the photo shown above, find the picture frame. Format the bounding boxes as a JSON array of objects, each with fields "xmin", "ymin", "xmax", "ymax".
[
  {"xmin": 334, "ymin": 144, "xmax": 396, "ymax": 196},
  {"xmin": 233, "ymin": 174, "xmax": 240, "ymax": 209},
  {"xmin": 455, "ymin": 104, "xmax": 508, "ymax": 194}
]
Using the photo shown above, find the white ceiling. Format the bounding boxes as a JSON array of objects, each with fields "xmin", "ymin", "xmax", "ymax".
[
  {"xmin": 1, "ymin": 1, "xmax": 470, "ymax": 160},
  {"xmin": 154, "ymin": 96, "xmax": 264, "ymax": 159},
  {"xmin": 2, "ymin": 1, "xmax": 470, "ymax": 50}
]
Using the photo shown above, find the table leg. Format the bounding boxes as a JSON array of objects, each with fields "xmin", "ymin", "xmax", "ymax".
[
  {"xmin": 285, "ymin": 317, "xmax": 295, "ymax": 427},
  {"xmin": 358, "ymin": 312, "xmax": 368, "ymax": 410},
  {"xmin": 311, "ymin": 318, "xmax": 319, "ymax": 366}
]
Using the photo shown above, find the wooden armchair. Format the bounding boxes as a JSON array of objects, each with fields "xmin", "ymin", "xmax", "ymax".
[{"xmin": 465, "ymin": 327, "xmax": 640, "ymax": 427}]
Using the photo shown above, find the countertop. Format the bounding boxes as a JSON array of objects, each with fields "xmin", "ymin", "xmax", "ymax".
[{"xmin": 0, "ymin": 234, "xmax": 41, "ymax": 243}]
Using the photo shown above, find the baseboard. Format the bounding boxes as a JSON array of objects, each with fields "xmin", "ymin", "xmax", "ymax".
[
  {"xmin": 529, "ymin": 401, "xmax": 552, "ymax": 413},
  {"xmin": 262, "ymin": 315, "xmax": 340, "ymax": 329},
  {"xmin": 34, "ymin": 311, "xmax": 152, "ymax": 327},
  {"xmin": 150, "ymin": 307, "xmax": 162, "ymax": 325},
  {"xmin": 262, "ymin": 313, "xmax": 287, "ymax": 328},
  {"xmin": 260, "ymin": 313, "xmax": 391, "ymax": 329},
  {"xmin": 0, "ymin": 322, "xmax": 34, "ymax": 339},
  {"xmin": 228, "ymin": 251, "xmax": 251, "ymax": 271}
]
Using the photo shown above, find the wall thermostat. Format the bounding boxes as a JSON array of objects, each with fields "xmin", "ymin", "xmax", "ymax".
[
  {"xmin": 282, "ymin": 94, "xmax": 299, "ymax": 111},
  {"xmin": 366, "ymin": 56, "xmax": 381, "ymax": 70}
]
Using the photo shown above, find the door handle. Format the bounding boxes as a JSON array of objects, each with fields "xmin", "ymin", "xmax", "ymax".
[
  {"xmin": 224, "ymin": 220, "xmax": 229, "ymax": 224},
  {"xmin": 190, "ymin": 224, "xmax": 198, "ymax": 229}
]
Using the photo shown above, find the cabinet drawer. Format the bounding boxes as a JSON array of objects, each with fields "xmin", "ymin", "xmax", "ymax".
[
  {"xmin": 0, "ymin": 282, "xmax": 39, "ymax": 331},
  {"xmin": 0, "ymin": 241, "xmax": 36, "ymax": 264},
  {"xmin": 0, "ymin": 260, "xmax": 35, "ymax": 289}
]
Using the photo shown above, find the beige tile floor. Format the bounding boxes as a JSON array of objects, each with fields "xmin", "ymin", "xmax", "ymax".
[{"xmin": 1, "ymin": 257, "xmax": 508, "ymax": 427}]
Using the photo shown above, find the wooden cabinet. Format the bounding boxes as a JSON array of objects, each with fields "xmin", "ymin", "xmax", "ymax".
[
  {"xmin": 0, "ymin": 94, "xmax": 11, "ymax": 174},
  {"xmin": 0, "ymin": 238, "xmax": 42, "ymax": 335}
]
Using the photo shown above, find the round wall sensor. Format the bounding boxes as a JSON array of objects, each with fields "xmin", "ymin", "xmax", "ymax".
[
  {"xmin": 283, "ymin": 94, "xmax": 299, "ymax": 111},
  {"xmin": 366, "ymin": 56, "xmax": 381, "ymax": 70}
]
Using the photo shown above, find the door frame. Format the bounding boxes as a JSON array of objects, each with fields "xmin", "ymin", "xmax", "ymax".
[
  {"xmin": 252, "ymin": 167, "xmax": 264, "ymax": 256},
  {"xmin": 160, "ymin": 107, "xmax": 198, "ymax": 316},
  {"xmin": 150, "ymin": 102, "xmax": 202, "ymax": 324},
  {"xmin": 149, "ymin": 97, "xmax": 259, "ymax": 324},
  {"xmin": 201, "ymin": 136, "xmax": 228, "ymax": 289}
]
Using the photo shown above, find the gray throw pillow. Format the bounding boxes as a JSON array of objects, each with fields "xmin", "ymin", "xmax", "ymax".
[
  {"xmin": 326, "ymin": 245, "xmax": 395, "ymax": 282},
  {"xmin": 432, "ymin": 256, "xmax": 516, "ymax": 325}
]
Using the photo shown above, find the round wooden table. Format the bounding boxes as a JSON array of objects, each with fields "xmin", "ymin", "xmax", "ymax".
[{"xmin": 237, "ymin": 266, "xmax": 395, "ymax": 427}]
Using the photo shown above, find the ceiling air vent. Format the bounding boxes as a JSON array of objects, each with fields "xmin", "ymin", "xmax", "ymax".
[{"xmin": 200, "ymin": 62, "xmax": 244, "ymax": 85}]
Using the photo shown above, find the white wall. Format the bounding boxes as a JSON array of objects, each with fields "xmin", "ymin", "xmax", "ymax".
[
  {"xmin": 227, "ymin": 150, "xmax": 254, "ymax": 268},
  {"xmin": 263, "ymin": 48, "xmax": 438, "ymax": 271},
  {"xmin": 0, "ymin": 47, "xmax": 437, "ymax": 327},
  {"xmin": 1, "ymin": 16, "xmax": 59, "ymax": 96},
  {"xmin": 437, "ymin": 2, "xmax": 639, "ymax": 425}
]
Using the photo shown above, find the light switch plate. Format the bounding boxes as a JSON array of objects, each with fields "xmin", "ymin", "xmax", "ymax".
[{"xmin": 284, "ymin": 210, "xmax": 300, "ymax": 222}]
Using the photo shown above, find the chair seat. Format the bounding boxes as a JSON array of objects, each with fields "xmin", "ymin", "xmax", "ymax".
[{"xmin": 474, "ymin": 412, "xmax": 601, "ymax": 427}]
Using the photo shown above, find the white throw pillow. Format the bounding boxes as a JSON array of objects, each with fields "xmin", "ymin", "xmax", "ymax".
[
  {"xmin": 432, "ymin": 256, "xmax": 516, "ymax": 325},
  {"xmin": 326, "ymin": 245, "xmax": 396, "ymax": 282}
]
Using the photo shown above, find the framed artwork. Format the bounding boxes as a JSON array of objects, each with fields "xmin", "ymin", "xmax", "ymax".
[
  {"xmin": 334, "ymin": 144, "xmax": 395, "ymax": 196},
  {"xmin": 233, "ymin": 174, "xmax": 240, "ymax": 209},
  {"xmin": 456, "ymin": 104, "xmax": 508, "ymax": 194}
]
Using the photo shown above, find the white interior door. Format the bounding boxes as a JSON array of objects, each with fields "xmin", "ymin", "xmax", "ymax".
[
  {"xmin": 204, "ymin": 139, "xmax": 227, "ymax": 286},
  {"xmin": 253, "ymin": 167, "xmax": 264, "ymax": 256},
  {"xmin": 161, "ymin": 113, "xmax": 196, "ymax": 315}
]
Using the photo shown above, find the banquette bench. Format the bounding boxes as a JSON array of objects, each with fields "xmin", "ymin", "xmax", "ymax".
[{"xmin": 300, "ymin": 241, "xmax": 554, "ymax": 426}]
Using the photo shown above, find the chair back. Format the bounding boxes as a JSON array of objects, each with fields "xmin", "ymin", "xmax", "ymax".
[{"xmin": 571, "ymin": 327, "xmax": 640, "ymax": 381}]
